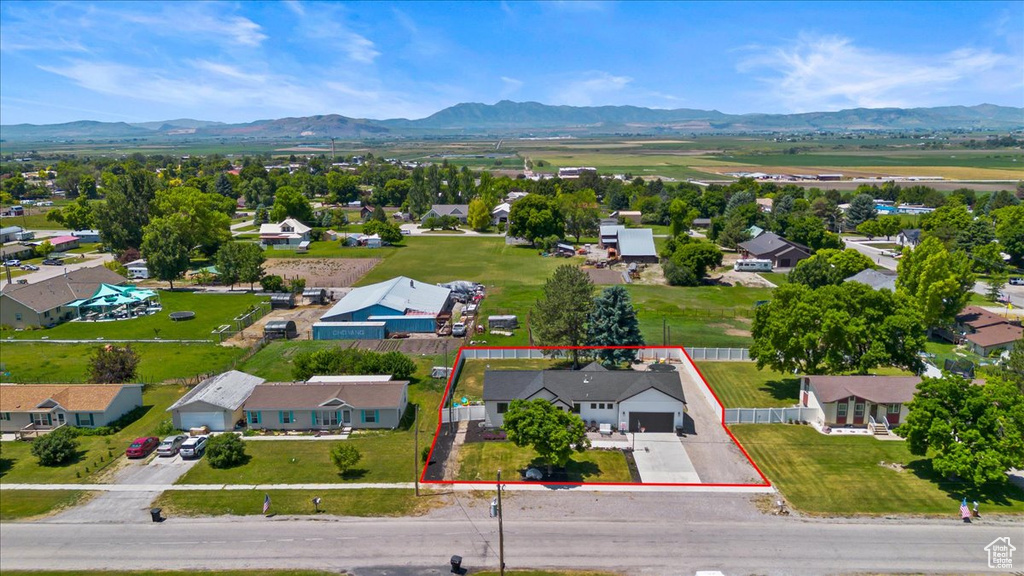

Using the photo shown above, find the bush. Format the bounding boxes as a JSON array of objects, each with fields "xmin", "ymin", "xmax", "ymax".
[
  {"xmin": 154, "ymin": 419, "xmax": 177, "ymax": 437},
  {"xmin": 330, "ymin": 443, "xmax": 361, "ymax": 475},
  {"xmin": 205, "ymin": 433, "xmax": 248, "ymax": 469},
  {"xmin": 260, "ymin": 274, "xmax": 286, "ymax": 293},
  {"xmin": 30, "ymin": 427, "xmax": 80, "ymax": 466}
]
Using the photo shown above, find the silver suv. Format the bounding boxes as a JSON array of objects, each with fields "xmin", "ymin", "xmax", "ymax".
[{"xmin": 179, "ymin": 435, "xmax": 208, "ymax": 459}]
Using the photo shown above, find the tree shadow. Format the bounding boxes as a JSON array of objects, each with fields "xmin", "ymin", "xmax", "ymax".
[
  {"xmin": 339, "ymin": 468, "xmax": 368, "ymax": 481},
  {"xmin": 0, "ymin": 457, "xmax": 12, "ymax": 478},
  {"xmin": 906, "ymin": 459, "xmax": 1024, "ymax": 507},
  {"xmin": 759, "ymin": 378, "xmax": 801, "ymax": 403},
  {"xmin": 524, "ymin": 457, "xmax": 601, "ymax": 482}
]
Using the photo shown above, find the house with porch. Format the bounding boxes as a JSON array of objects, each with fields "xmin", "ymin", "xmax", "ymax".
[
  {"xmin": 483, "ymin": 363, "xmax": 686, "ymax": 432},
  {"xmin": 800, "ymin": 375, "xmax": 920, "ymax": 435},
  {"xmin": 259, "ymin": 218, "xmax": 311, "ymax": 247},
  {"xmin": 242, "ymin": 379, "xmax": 409, "ymax": 430},
  {"xmin": 0, "ymin": 383, "xmax": 143, "ymax": 438},
  {"xmin": 896, "ymin": 229, "xmax": 922, "ymax": 248}
]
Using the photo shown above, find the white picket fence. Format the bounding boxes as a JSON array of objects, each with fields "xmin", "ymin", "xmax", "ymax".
[
  {"xmin": 440, "ymin": 404, "xmax": 487, "ymax": 424},
  {"xmin": 725, "ymin": 407, "xmax": 818, "ymax": 424},
  {"xmin": 686, "ymin": 348, "xmax": 751, "ymax": 361}
]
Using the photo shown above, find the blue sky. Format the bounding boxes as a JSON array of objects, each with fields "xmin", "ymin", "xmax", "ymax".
[{"xmin": 1, "ymin": 1, "xmax": 1021, "ymax": 125}]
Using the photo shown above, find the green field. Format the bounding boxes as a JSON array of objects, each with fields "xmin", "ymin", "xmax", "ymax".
[
  {"xmin": 0, "ymin": 384, "xmax": 184, "ymax": 484},
  {"xmin": 237, "ymin": 340, "xmax": 341, "ymax": 381},
  {"xmin": 456, "ymin": 442, "xmax": 632, "ymax": 483},
  {"xmin": 1, "ymin": 291, "xmax": 267, "ymax": 341},
  {"xmin": 695, "ymin": 362, "xmax": 799, "ymax": 408},
  {"xmin": 0, "ymin": 342, "xmax": 246, "ymax": 383},
  {"xmin": 0, "ymin": 490, "xmax": 90, "ymax": 520},
  {"xmin": 731, "ymin": 425, "xmax": 1024, "ymax": 516},
  {"xmin": 154, "ymin": 488, "xmax": 434, "ymax": 517}
]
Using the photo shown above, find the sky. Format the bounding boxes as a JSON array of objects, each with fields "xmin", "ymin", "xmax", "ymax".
[{"xmin": 1, "ymin": 1, "xmax": 1022, "ymax": 125}]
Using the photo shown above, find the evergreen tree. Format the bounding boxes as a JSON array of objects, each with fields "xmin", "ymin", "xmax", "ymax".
[
  {"xmin": 586, "ymin": 286, "xmax": 644, "ymax": 365},
  {"xmin": 844, "ymin": 193, "xmax": 877, "ymax": 231}
]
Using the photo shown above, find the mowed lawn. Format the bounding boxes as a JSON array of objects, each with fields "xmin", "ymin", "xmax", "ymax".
[
  {"xmin": 0, "ymin": 490, "xmax": 90, "ymax": 520},
  {"xmin": 1, "ymin": 291, "xmax": 267, "ymax": 341},
  {"xmin": 238, "ymin": 340, "xmax": 341, "ymax": 381},
  {"xmin": 0, "ymin": 384, "xmax": 185, "ymax": 485},
  {"xmin": 0, "ymin": 342, "xmax": 246, "ymax": 383},
  {"xmin": 731, "ymin": 425, "xmax": 1024, "ymax": 516},
  {"xmin": 454, "ymin": 358, "xmax": 564, "ymax": 400},
  {"xmin": 695, "ymin": 362, "xmax": 799, "ymax": 408},
  {"xmin": 457, "ymin": 442, "xmax": 632, "ymax": 483},
  {"xmin": 155, "ymin": 488, "xmax": 435, "ymax": 517}
]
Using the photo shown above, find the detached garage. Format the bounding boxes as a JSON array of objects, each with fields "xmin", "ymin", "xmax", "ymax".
[{"xmin": 167, "ymin": 370, "xmax": 265, "ymax": 431}]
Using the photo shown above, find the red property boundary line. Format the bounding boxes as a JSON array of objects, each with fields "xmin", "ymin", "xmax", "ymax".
[{"xmin": 420, "ymin": 345, "xmax": 772, "ymax": 488}]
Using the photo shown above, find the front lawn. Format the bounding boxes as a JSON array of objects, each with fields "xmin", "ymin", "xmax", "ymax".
[
  {"xmin": 695, "ymin": 362, "xmax": 799, "ymax": 408},
  {"xmin": 730, "ymin": 425, "xmax": 1024, "ymax": 516},
  {"xmin": 1, "ymin": 291, "xmax": 267, "ymax": 341},
  {"xmin": 456, "ymin": 442, "xmax": 632, "ymax": 483},
  {"xmin": 237, "ymin": 340, "xmax": 341, "ymax": 381},
  {"xmin": 0, "ymin": 490, "xmax": 89, "ymax": 520},
  {"xmin": 155, "ymin": 488, "xmax": 433, "ymax": 517}
]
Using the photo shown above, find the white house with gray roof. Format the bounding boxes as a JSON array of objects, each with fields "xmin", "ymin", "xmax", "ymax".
[
  {"xmin": 167, "ymin": 370, "xmax": 265, "ymax": 431},
  {"xmin": 844, "ymin": 268, "xmax": 897, "ymax": 292},
  {"xmin": 421, "ymin": 204, "xmax": 469, "ymax": 224},
  {"xmin": 483, "ymin": 364, "xmax": 686, "ymax": 432}
]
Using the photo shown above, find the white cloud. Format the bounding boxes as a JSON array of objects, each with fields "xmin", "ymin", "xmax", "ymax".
[
  {"xmin": 550, "ymin": 71, "xmax": 632, "ymax": 106},
  {"xmin": 292, "ymin": 5, "xmax": 380, "ymax": 64},
  {"xmin": 120, "ymin": 8, "xmax": 267, "ymax": 47},
  {"xmin": 737, "ymin": 34, "xmax": 1021, "ymax": 112},
  {"xmin": 500, "ymin": 76, "xmax": 524, "ymax": 96}
]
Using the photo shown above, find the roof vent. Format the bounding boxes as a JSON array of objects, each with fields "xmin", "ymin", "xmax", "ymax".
[{"xmin": 410, "ymin": 279, "xmax": 414, "ymax": 288}]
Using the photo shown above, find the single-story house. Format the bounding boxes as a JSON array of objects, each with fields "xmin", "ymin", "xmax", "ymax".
[
  {"xmin": 800, "ymin": 375, "xmax": 920, "ymax": 431},
  {"xmin": 0, "ymin": 265, "xmax": 127, "ymax": 328},
  {"xmin": 46, "ymin": 235, "xmax": 80, "ymax": 252},
  {"xmin": 483, "ymin": 363, "xmax": 686, "ymax": 432},
  {"xmin": 243, "ymin": 379, "xmax": 409, "ymax": 430},
  {"xmin": 0, "ymin": 383, "xmax": 143, "ymax": 435},
  {"xmin": 844, "ymin": 268, "xmax": 897, "ymax": 292},
  {"xmin": 1, "ymin": 244, "xmax": 34, "ymax": 261},
  {"xmin": 71, "ymin": 229, "xmax": 101, "ymax": 243},
  {"xmin": 692, "ymin": 218, "xmax": 712, "ymax": 229},
  {"xmin": 0, "ymin": 226, "xmax": 24, "ymax": 243},
  {"xmin": 506, "ymin": 191, "xmax": 529, "ymax": 203},
  {"xmin": 491, "ymin": 202, "xmax": 511, "ymax": 225},
  {"xmin": 360, "ymin": 206, "xmax": 376, "ymax": 221},
  {"xmin": 965, "ymin": 323, "xmax": 1022, "ymax": 356},
  {"xmin": 317, "ymin": 275, "xmax": 453, "ymax": 337},
  {"xmin": 260, "ymin": 218, "xmax": 311, "ymax": 247},
  {"xmin": 125, "ymin": 259, "xmax": 149, "ymax": 279},
  {"xmin": 610, "ymin": 210, "xmax": 642, "ymax": 225},
  {"xmin": 15, "ymin": 230, "xmax": 34, "ymax": 241},
  {"xmin": 896, "ymin": 229, "xmax": 922, "ymax": 248},
  {"xmin": 737, "ymin": 231, "xmax": 811, "ymax": 269},
  {"xmin": 421, "ymin": 204, "xmax": 469, "ymax": 224},
  {"xmin": 1, "ymin": 206, "xmax": 24, "ymax": 217},
  {"xmin": 167, "ymin": 370, "xmax": 265, "ymax": 431},
  {"xmin": 955, "ymin": 306, "xmax": 1009, "ymax": 333}
]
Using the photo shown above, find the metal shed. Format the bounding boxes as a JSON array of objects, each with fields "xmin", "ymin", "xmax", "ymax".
[
  {"xmin": 264, "ymin": 320, "xmax": 298, "ymax": 340},
  {"xmin": 488, "ymin": 315, "xmax": 519, "ymax": 330},
  {"xmin": 303, "ymin": 287, "xmax": 328, "ymax": 305},
  {"xmin": 313, "ymin": 321, "xmax": 387, "ymax": 340},
  {"xmin": 270, "ymin": 293, "xmax": 296, "ymax": 309}
]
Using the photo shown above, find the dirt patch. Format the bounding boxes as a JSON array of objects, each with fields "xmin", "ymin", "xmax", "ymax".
[
  {"xmin": 715, "ymin": 268, "xmax": 776, "ymax": 288},
  {"xmin": 584, "ymin": 267, "xmax": 624, "ymax": 285},
  {"xmin": 630, "ymin": 262, "xmax": 668, "ymax": 285},
  {"xmin": 222, "ymin": 304, "xmax": 330, "ymax": 347},
  {"xmin": 725, "ymin": 328, "xmax": 752, "ymax": 337},
  {"xmin": 263, "ymin": 258, "xmax": 380, "ymax": 287}
]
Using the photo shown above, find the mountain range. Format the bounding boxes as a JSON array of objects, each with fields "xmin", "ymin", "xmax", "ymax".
[{"xmin": 2, "ymin": 101, "xmax": 1021, "ymax": 142}]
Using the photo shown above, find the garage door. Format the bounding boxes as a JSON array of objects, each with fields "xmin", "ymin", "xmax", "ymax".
[
  {"xmin": 180, "ymin": 412, "xmax": 225, "ymax": 431},
  {"xmin": 628, "ymin": 412, "xmax": 674, "ymax": 433}
]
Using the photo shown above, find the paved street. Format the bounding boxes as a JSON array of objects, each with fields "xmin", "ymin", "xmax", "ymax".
[
  {"xmin": 0, "ymin": 252, "xmax": 114, "ymax": 289},
  {"xmin": 2, "ymin": 509, "xmax": 1019, "ymax": 575}
]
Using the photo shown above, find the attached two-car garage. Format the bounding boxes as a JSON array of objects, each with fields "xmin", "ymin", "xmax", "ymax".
[{"xmin": 627, "ymin": 411, "xmax": 675, "ymax": 433}]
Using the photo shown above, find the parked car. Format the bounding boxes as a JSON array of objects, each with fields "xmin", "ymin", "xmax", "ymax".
[
  {"xmin": 179, "ymin": 435, "xmax": 209, "ymax": 459},
  {"xmin": 20, "ymin": 264, "xmax": 39, "ymax": 271},
  {"xmin": 452, "ymin": 322, "xmax": 467, "ymax": 337},
  {"xmin": 3, "ymin": 259, "xmax": 21, "ymax": 267},
  {"xmin": 125, "ymin": 436, "xmax": 159, "ymax": 459},
  {"xmin": 1010, "ymin": 277, "xmax": 1024, "ymax": 286},
  {"xmin": 156, "ymin": 434, "xmax": 188, "ymax": 457},
  {"xmin": 41, "ymin": 258, "xmax": 63, "ymax": 265}
]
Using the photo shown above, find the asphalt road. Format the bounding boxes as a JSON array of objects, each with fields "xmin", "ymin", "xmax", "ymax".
[{"xmin": 2, "ymin": 513, "xmax": 1019, "ymax": 574}]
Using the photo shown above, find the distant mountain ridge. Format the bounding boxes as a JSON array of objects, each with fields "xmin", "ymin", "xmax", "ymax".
[{"xmin": 2, "ymin": 102, "xmax": 1021, "ymax": 141}]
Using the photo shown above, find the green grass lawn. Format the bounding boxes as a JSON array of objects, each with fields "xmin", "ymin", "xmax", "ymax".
[
  {"xmin": 0, "ymin": 490, "xmax": 89, "ymax": 520},
  {"xmin": 0, "ymin": 342, "xmax": 246, "ymax": 383},
  {"xmin": 454, "ymin": 358, "xmax": 564, "ymax": 400},
  {"xmin": 0, "ymin": 384, "xmax": 184, "ymax": 484},
  {"xmin": 0, "ymin": 211, "xmax": 63, "ymax": 229},
  {"xmin": 456, "ymin": 442, "xmax": 632, "ymax": 483},
  {"xmin": 475, "ymin": 572, "xmax": 621, "ymax": 576},
  {"xmin": 731, "ymin": 425, "xmax": 1024, "ymax": 516},
  {"xmin": 1, "ymin": 291, "xmax": 267, "ymax": 341},
  {"xmin": 695, "ymin": 362, "xmax": 799, "ymax": 408},
  {"xmin": 155, "ymin": 488, "xmax": 432, "ymax": 517},
  {"xmin": 758, "ymin": 272, "xmax": 789, "ymax": 286}
]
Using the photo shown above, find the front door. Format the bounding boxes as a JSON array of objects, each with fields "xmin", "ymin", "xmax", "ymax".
[
  {"xmin": 56, "ymin": 412, "xmax": 65, "ymax": 426},
  {"xmin": 853, "ymin": 401, "xmax": 865, "ymax": 425},
  {"xmin": 342, "ymin": 410, "xmax": 351, "ymax": 425},
  {"xmin": 835, "ymin": 402, "xmax": 848, "ymax": 425}
]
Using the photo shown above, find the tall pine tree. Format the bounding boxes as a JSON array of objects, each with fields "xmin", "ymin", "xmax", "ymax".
[{"xmin": 586, "ymin": 286, "xmax": 644, "ymax": 365}]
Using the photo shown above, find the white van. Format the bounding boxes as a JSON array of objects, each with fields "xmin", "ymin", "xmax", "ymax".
[{"xmin": 734, "ymin": 259, "xmax": 773, "ymax": 272}]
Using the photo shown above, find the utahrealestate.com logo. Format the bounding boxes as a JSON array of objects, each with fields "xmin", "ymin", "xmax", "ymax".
[{"xmin": 984, "ymin": 537, "xmax": 1015, "ymax": 569}]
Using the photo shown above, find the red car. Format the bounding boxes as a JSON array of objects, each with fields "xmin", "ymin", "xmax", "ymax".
[{"xmin": 125, "ymin": 436, "xmax": 159, "ymax": 459}]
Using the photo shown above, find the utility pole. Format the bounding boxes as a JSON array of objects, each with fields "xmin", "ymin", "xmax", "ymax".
[
  {"xmin": 662, "ymin": 316, "xmax": 666, "ymax": 345},
  {"xmin": 413, "ymin": 404, "xmax": 420, "ymax": 496},
  {"xmin": 330, "ymin": 137, "xmax": 337, "ymax": 163},
  {"xmin": 497, "ymin": 469, "xmax": 505, "ymax": 576}
]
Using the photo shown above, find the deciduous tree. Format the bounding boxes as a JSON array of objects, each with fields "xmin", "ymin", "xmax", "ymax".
[
  {"xmin": 466, "ymin": 198, "xmax": 491, "ymax": 231},
  {"xmin": 558, "ymin": 189, "xmax": 600, "ymax": 243},
  {"xmin": 94, "ymin": 170, "xmax": 159, "ymax": 251},
  {"xmin": 533, "ymin": 264, "xmax": 595, "ymax": 367},
  {"xmin": 141, "ymin": 217, "xmax": 191, "ymax": 289},
  {"xmin": 502, "ymin": 398, "xmax": 590, "ymax": 475},
  {"xmin": 508, "ymin": 194, "xmax": 564, "ymax": 244},
  {"xmin": 88, "ymin": 344, "xmax": 139, "ymax": 383},
  {"xmin": 992, "ymin": 205, "xmax": 1024, "ymax": 266},
  {"xmin": 896, "ymin": 236, "xmax": 975, "ymax": 330},
  {"xmin": 788, "ymin": 248, "xmax": 874, "ymax": 288},
  {"xmin": 46, "ymin": 195, "xmax": 95, "ymax": 231},
  {"xmin": 330, "ymin": 444, "xmax": 362, "ymax": 475},
  {"xmin": 270, "ymin": 186, "xmax": 313, "ymax": 223}
]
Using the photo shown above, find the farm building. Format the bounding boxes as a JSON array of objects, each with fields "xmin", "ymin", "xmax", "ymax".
[
  {"xmin": 264, "ymin": 320, "xmax": 298, "ymax": 340},
  {"xmin": 0, "ymin": 226, "xmax": 24, "ymax": 243},
  {"xmin": 312, "ymin": 321, "xmax": 387, "ymax": 340},
  {"xmin": 302, "ymin": 288, "xmax": 329, "ymax": 305},
  {"xmin": 599, "ymin": 225, "xmax": 658, "ymax": 263},
  {"xmin": 270, "ymin": 293, "xmax": 296, "ymax": 309},
  {"xmin": 316, "ymin": 276, "xmax": 453, "ymax": 338}
]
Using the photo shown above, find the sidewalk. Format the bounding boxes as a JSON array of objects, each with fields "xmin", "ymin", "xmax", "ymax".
[{"xmin": 0, "ymin": 482, "xmax": 773, "ymax": 493}]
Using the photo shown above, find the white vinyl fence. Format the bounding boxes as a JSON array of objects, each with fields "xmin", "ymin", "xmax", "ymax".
[
  {"xmin": 441, "ymin": 405, "xmax": 487, "ymax": 424},
  {"xmin": 725, "ymin": 407, "xmax": 819, "ymax": 424},
  {"xmin": 686, "ymin": 348, "xmax": 751, "ymax": 361}
]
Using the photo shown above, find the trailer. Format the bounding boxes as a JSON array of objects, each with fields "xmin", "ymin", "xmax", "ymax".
[
  {"xmin": 487, "ymin": 315, "xmax": 518, "ymax": 330},
  {"xmin": 733, "ymin": 259, "xmax": 773, "ymax": 272}
]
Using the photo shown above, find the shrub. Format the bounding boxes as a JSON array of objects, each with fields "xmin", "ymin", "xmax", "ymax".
[
  {"xmin": 205, "ymin": 433, "xmax": 248, "ymax": 469},
  {"xmin": 260, "ymin": 274, "xmax": 286, "ymax": 293},
  {"xmin": 154, "ymin": 419, "xmax": 177, "ymax": 437},
  {"xmin": 330, "ymin": 443, "xmax": 361, "ymax": 475},
  {"xmin": 31, "ymin": 427, "xmax": 80, "ymax": 466}
]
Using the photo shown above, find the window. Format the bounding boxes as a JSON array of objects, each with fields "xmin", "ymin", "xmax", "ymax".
[
  {"xmin": 497, "ymin": 403, "xmax": 508, "ymax": 414},
  {"xmin": 590, "ymin": 403, "xmax": 597, "ymax": 409},
  {"xmin": 854, "ymin": 403, "xmax": 865, "ymax": 417},
  {"xmin": 836, "ymin": 403, "xmax": 848, "ymax": 417},
  {"xmin": 75, "ymin": 413, "xmax": 94, "ymax": 426},
  {"xmin": 0, "ymin": 412, "xmax": 10, "ymax": 421},
  {"xmin": 246, "ymin": 411, "xmax": 262, "ymax": 425},
  {"xmin": 44, "ymin": 310, "xmax": 50, "ymax": 318},
  {"xmin": 571, "ymin": 403, "xmax": 581, "ymax": 414},
  {"xmin": 887, "ymin": 404, "xmax": 901, "ymax": 414},
  {"xmin": 361, "ymin": 410, "xmax": 379, "ymax": 424},
  {"xmin": 315, "ymin": 411, "xmax": 340, "ymax": 426},
  {"xmin": 31, "ymin": 413, "xmax": 52, "ymax": 426},
  {"xmin": 278, "ymin": 411, "xmax": 295, "ymax": 424},
  {"xmin": 15, "ymin": 313, "xmax": 22, "ymax": 321}
]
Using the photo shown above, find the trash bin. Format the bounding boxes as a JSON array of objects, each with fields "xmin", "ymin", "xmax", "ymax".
[
  {"xmin": 675, "ymin": 425, "xmax": 685, "ymax": 437},
  {"xmin": 450, "ymin": 555, "xmax": 462, "ymax": 572},
  {"xmin": 150, "ymin": 508, "xmax": 163, "ymax": 522}
]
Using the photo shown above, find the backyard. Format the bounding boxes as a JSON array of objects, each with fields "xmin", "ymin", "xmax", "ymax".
[
  {"xmin": 456, "ymin": 442, "xmax": 632, "ymax": 483},
  {"xmin": 453, "ymin": 358, "xmax": 564, "ymax": 401},
  {"xmin": 695, "ymin": 362, "xmax": 799, "ymax": 408},
  {"xmin": 730, "ymin": 425, "xmax": 1024, "ymax": 516}
]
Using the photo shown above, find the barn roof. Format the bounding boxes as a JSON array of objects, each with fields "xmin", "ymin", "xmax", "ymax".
[{"xmin": 321, "ymin": 276, "xmax": 450, "ymax": 320}]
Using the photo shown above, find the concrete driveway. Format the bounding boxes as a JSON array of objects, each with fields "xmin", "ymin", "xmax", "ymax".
[
  {"xmin": 631, "ymin": 433, "xmax": 700, "ymax": 484},
  {"xmin": 51, "ymin": 452, "xmax": 199, "ymax": 523}
]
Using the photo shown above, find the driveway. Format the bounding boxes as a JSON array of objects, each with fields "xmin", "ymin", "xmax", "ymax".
[
  {"xmin": 50, "ymin": 452, "xmax": 199, "ymax": 523},
  {"xmin": 631, "ymin": 433, "xmax": 700, "ymax": 483}
]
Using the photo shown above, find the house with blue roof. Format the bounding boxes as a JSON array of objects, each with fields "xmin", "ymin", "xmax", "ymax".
[{"xmin": 314, "ymin": 276, "xmax": 453, "ymax": 338}]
